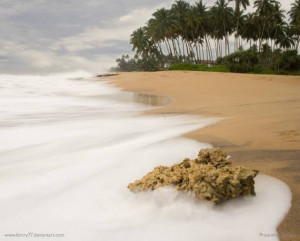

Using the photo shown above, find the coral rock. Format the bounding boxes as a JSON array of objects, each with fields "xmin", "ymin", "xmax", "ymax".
[{"xmin": 128, "ymin": 148, "xmax": 259, "ymax": 204}]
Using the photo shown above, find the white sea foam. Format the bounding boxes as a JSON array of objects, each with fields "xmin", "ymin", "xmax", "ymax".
[{"xmin": 0, "ymin": 73, "xmax": 291, "ymax": 241}]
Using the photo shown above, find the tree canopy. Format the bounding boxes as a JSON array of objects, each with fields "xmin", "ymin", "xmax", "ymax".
[{"xmin": 113, "ymin": 0, "xmax": 300, "ymax": 73}]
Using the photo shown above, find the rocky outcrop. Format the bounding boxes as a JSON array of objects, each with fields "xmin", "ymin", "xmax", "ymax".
[{"xmin": 128, "ymin": 148, "xmax": 259, "ymax": 204}]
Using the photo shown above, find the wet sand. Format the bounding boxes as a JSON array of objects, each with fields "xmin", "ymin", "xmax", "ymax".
[{"xmin": 109, "ymin": 71, "xmax": 300, "ymax": 240}]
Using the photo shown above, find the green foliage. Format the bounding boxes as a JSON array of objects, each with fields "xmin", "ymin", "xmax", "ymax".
[
  {"xmin": 218, "ymin": 47, "xmax": 300, "ymax": 74},
  {"xmin": 136, "ymin": 56, "xmax": 162, "ymax": 71},
  {"xmin": 112, "ymin": 55, "xmax": 140, "ymax": 72},
  {"xmin": 219, "ymin": 48, "xmax": 259, "ymax": 72},
  {"xmin": 111, "ymin": 54, "xmax": 162, "ymax": 72},
  {"xmin": 277, "ymin": 50, "xmax": 300, "ymax": 71},
  {"xmin": 113, "ymin": 0, "xmax": 300, "ymax": 74},
  {"xmin": 168, "ymin": 63, "xmax": 229, "ymax": 72}
]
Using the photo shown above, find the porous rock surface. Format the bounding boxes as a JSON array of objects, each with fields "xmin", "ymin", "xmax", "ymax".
[{"xmin": 128, "ymin": 148, "xmax": 259, "ymax": 204}]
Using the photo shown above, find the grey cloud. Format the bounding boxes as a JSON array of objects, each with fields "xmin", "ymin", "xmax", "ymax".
[
  {"xmin": 0, "ymin": 0, "xmax": 174, "ymax": 74},
  {"xmin": 0, "ymin": 0, "xmax": 296, "ymax": 74}
]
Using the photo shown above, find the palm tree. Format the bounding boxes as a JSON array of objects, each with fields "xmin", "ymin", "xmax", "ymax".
[
  {"xmin": 289, "ymin": 0, "xmax": 300, "ymax": 24},
  {"xmin": 130, "ymin": 27, "xmax": 149, "ymax": 56},
  {"xmin": 275, "ymin": 26, "xmax": 295, "ymax": 50},
  {"xmin": 210, "ymin": 0, "xmax": 234, "ymax": 57},
  {"xmin": 185, "ymin": 8, "xmax": 201, "ymax": 61},
  {"xmin": 147, "ymin": 8, "xmax": 179, "ymax": 56},
  {"xmin": 193, "ymin": 0, "xmax": 213, "ymax": 62},
  {"xmin": 126, "ymin": 0, "xmax": 299, "ymax": 70},
  {"xmin": 171, "ymin": 0, "xmax": 191, "ymax": 58},
  {"xmin": 241, "ymin": 13, "xmax": 258, "ymax": 47},
  {"xmin": 131, "ymin": 27, "xmax": 159, "ymax": 59},
  {"xmin": 234, "ymin": 10, "xmax": 246, "ymax": 49},
  {"xmin": 254, "ymin": 0, "xmax": 280, "ymax": 50},
  {"xmin": 289, "ymin": 0, "xmax": 300, "ymax": 49},
  {"xmin": 269, "ymin": 2, "xmax": 286, "ymax": 50},
  {"xmin": 229, "ymin": 0, "xmax": 250, "ymax": 51}
]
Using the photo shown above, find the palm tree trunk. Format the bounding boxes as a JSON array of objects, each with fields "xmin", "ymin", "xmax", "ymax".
[
  {"xmin": 171, "ymin": 39, "xmax": 178, "ymax": 57},
  {"xmin": 176, "ymin": 38, "xmax": 182, "ymax": 56},
  {"xmin": 226, "ymin": 35, "xmax": 230, "ymax": 55},
  {"xmin": 259, "ymin": 21, "xmax": 267, "ymax": 51},
  {"xmin": 215, "ymin": 40, "xmax": 218, "ymax": 59},
  {"xmin": 181, "ymin": 38, "xmax": 186, "ymax": 59},
  {"xmin": 219, "ymin": 40, "xmax": 222, "ymax": 57},
  {"xmin": 185, "ymin": 42, "xmax": 190, "ymax": 60},
  {"xmin": 158, "ymin": 43, "xmax": 163, "ymax": 56},
  {"xmin": 199, "ymin": 43, "xmax": 202, "ymax": 62},
  {"xmin": 189, "ymin": 43, "xmax": 196, "ymax": 62},
  {"xmin": 167, "ymin": 39, "xmax": 174, "ymax": 56},
  {"xmin": 236, "ymin": 18, "xmax": 240, "ymax": 50},
  {"xmin": 207, "ymin": 37, "xmax": 213, "ymax": 62},
  {"xmin": 234, "ymin": 36, "xmax": 236, "ymax": 52},
  {"xmin": 164, "ymin": 40, "xmax": 171, "ymax": 55},
  {"xmin": 239, "ymin": 37, "xmax": 242, "ymax": 50},
  {"xmin": 195, "ymin": 44, "xmax": 200, "ymax": 62},
  {"xmin": 204, "ymin": 36, "xmax": 209, "ymax": 62}
]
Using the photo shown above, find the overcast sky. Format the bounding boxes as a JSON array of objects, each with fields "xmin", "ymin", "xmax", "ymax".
[{"xmin": 0, "ymin": 0, "xmax": 295, "ymax": 74}]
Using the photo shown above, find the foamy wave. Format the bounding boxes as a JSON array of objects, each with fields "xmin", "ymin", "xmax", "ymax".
[{"xmin": 0, "ymin": 74, "xmax": 291, "ymax": 241}]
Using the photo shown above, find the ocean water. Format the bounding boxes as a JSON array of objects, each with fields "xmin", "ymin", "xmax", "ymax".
[{"xmin": 0, "ymin": 72, "xmax": 291, "ymax": 241}]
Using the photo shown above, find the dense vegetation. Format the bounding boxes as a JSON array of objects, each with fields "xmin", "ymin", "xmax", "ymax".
[
  {"xmin": 168, "ymin": 63, "xmax": 229, "ymax": 72},
  {"xmin": 218, "ymin": 46, "xmax": 300, "ymax": 74},
  {"xmin": 112, "ymin": 0, "xmax": 300, "ymax": 74}
]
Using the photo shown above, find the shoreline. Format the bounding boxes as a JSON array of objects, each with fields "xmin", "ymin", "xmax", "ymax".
[{"xmin": 108, "ymin": 71, "xmax": 300, "ymax": 238}]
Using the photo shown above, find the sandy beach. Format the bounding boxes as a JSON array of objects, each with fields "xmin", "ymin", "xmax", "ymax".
[{"xmin": 110, "ymin": 71, "xmax": 300, "ymax": 239}]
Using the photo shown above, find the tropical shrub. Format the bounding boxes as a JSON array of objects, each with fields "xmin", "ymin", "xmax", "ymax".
[
  {"xmin": 219, "ymin": 49, "xmax": 259, "ymax": 73},
  {"xmin": 219, "ymin": 48, "xmax": 300, "ymax": 73}
]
